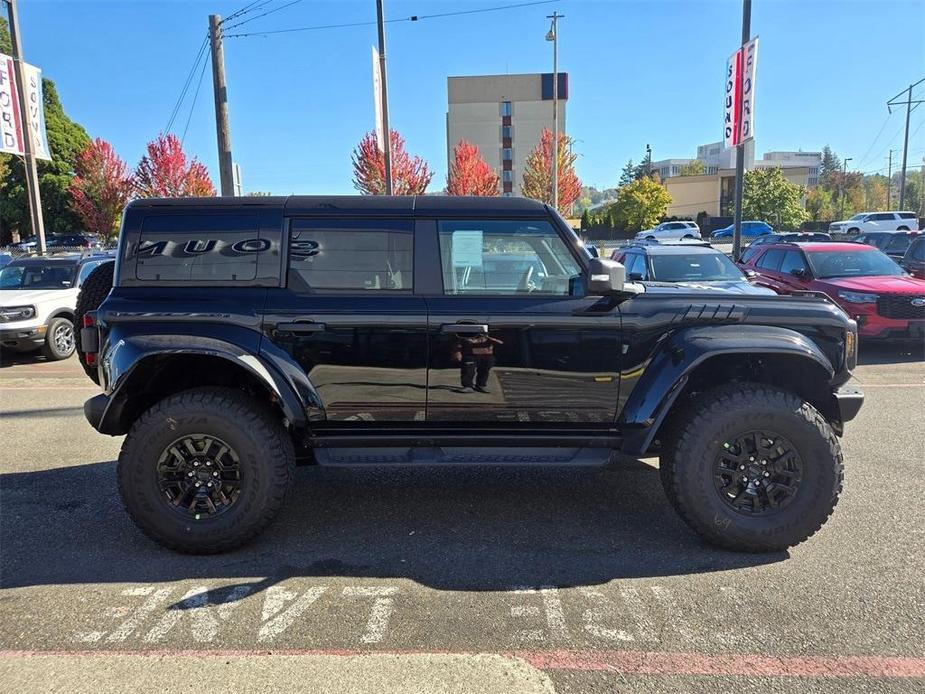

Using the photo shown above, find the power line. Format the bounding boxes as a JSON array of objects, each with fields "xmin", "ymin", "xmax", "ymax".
[
  {"xmin": 225, "ymin": 0, "xmax": 559, "ymax": 38},
  {"xmin": 223, "ymin": 0, "xmax": 272, "ymax": 24},
  {"xmin": 856, "ymin": 112, "xmax": 893, "ymax": 168},
  {"xmin": 164, "ymin": 36, "xmax": 209, "ymax": 135},
  {"xmin": 181, "ymin": 53, "xmax": 210, "ymax": 145},
  {"xmin": 223, "ymin": 0, "xmax": 307, "ymax": 31}
]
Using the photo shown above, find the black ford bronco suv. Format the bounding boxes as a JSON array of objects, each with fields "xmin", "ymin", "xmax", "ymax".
[{"xmin": 80, "ymin": 196, "xmax": 863, "ymax": 554}]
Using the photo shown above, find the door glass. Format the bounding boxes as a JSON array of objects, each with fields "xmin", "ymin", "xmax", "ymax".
[
  {"xmin": 885, "ymin": 235, "xmax": 911, "ymax": 254},
  {"xmin": 779, "ymin": 250, "xmax": 808, "ymax": 276},
  {"xmin": 289, "ymin": 218, "xmax": 412, "ymax": 292},
  {"xmin": 757, "ymin": 248, "xmax": 785, "ymax": 271},
  {"xmin": 438, "ymin": 220, "xmax": 581, "ymax": 295}
]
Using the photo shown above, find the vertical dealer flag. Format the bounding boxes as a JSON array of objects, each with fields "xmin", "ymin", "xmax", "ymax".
[
  {"xmin": 0, "ymin": 53, "xmax": 51, "ymax": 159},
  {"xmin": 371, "ymin": 46, "xmax": 384, "ymax": 152},
  {"xmin": 723, "ymin": 37, "xmax": 759, "ymax": 148}
]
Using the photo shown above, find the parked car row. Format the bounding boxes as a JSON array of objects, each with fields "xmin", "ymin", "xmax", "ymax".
[{"xmin": 6, "ymin": 233, "xmax": 103, "ymax": 252}]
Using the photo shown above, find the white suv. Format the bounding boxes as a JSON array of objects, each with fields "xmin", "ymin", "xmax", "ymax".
[
  {"xmin": 635, "ymin": 221, "xmax": 701, "ymax": 241},
  {"xmin": 829, "ymin": 211, "xmax": 919, "ymax": 235},
  {"xmin": 0, "ymin": 254, "xmax": 112, "ymax": 360}
]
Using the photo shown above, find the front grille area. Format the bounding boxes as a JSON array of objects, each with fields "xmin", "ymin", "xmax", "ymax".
[{"xmin": 877, "ymin": 295, "xmax": 925, "ymax": 319}]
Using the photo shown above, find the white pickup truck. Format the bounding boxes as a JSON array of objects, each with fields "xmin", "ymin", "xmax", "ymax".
[
  {"xmin": 829, "ymin": 211, "xmax": 919, "ymax": 235},
  {"xmin": 0, "ymin": 253, "xmax": 112, "ymax": 360}
]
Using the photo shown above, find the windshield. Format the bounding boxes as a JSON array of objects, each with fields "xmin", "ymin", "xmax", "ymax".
[
  {"xmin": 848, "ymin": 214, "xmax": 867, "ymax": 221},
  {"xmin": 649, "ymin": 252, "xmax": 745, "ymax": 282},
  {"xmin": 806, "ymin": 249, "xmax": 905, "ymax": 279},
  {"xmin": 0, "ymin": 263, "xmax": 77, "ymax": 290}
]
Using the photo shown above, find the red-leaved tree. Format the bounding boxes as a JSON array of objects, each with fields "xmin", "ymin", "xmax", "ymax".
[
  {"xmin": 352, "ymin": 130, "xmax": 433, "ymax": 195},
  {"xmin": 134, "ymin": 133, "xmax": 216, "ymax": 198},
  {"xmin": 67, "ymin": 138, "xmax": 135, "ymax": 244},
  {"xmin": 521, "ymin": 128, "xmax": 582, "ymax": 215},
  {"xmin": 446, "ymin": 140, "xmax": 499, "ymax": 196}
]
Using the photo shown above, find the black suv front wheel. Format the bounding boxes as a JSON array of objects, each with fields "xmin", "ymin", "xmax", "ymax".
[
  {"xmin": 659, "ymin": 383, "xmax": 843, "ymax": 552},
  {"xmin": 117, "ymin": 387, "xmax": 294, "ymax": 553}
]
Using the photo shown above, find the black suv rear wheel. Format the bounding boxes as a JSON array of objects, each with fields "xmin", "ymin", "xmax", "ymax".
[
  {"xmin": 659, "ymin": 383, "xmax": 843, "ymax": 552},
  {"xmin": 117, "ymin": 387, "xmax": 294, "ymax": 553}
]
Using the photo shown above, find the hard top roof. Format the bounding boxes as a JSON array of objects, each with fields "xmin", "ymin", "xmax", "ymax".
[
  {"xmin": 762, "ymin": 242, "xmax": 874, "ymax": 252},
  {"xmin": 127, "ymin": 195, "xmax": 551, "ymax": 217}
]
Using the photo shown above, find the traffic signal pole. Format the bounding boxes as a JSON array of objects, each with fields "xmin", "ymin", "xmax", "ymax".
[{"xmin": 4, "ymin": 0, "xmax": 46, "ymax": 252}]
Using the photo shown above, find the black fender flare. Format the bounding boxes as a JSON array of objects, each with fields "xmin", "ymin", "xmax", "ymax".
[
  {"xmin": 96, "ymin": 330, "xmax": 309, "ymax": 435},
  {"xmin": 619, "ymin": 324, "xmax": 834, "ymax": 456}
]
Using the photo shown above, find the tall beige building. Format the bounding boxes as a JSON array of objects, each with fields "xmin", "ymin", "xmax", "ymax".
[{"xmin": 447, "ymin": 73, "xmax": 568, "ymax": 196}]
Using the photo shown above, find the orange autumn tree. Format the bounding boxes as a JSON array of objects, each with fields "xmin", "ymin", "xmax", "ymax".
[
  {"xmin": 521, "ymin": 128, "xmax": 581, "ymax": 215},
  {"xmin": 446, "ymin": 139, "xmax": 499, "ymax": 196},
  {"xmin": 134, "ymin": 134, "xmax": 216, "ymax": 198},
  {"xmin": 352, "ymin": 130, "xmax": 433, "ymax": 195}
]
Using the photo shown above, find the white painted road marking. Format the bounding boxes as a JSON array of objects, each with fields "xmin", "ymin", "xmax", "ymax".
[
  {"xmin": 342, "ymin": 587, "xmax": 399, "ymax": 644},
  {"xmin": 258, "ymin": 586, "xmax": 328, "ymax": 642}
]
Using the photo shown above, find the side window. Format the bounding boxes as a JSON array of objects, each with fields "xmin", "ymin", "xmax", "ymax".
[
  {"xmin": 911, "ymin": 240, "xmax": 925, "ymax": 261},
  {"xmin": 135, "ymin": 213, "xmax": 261, "ymax": 282},
  {"xmin": 287, "ymin": 218, "xmax": 412, "ymax": 292},
  {"xmin": 871, "ymin": 213, "xmax": 892, "ymax": 221},
  {"xmin": 623, "ymin": 253, "xmax": 641, "ymax": 278},
  {"xmin": 438, "ymin": 219, "xmax": 581, "ymax": 296},
  {"xmin": 779, "ymin": 250, "xmax": 808, "ymax": 275},
  {"xmin": 757, "ymin": 248, "xmax": 785, "ymax": 271},
  {"xmin": 886, "ymin": 234, "xmax": 912, "ymax": 254},
  {"xmin": 898, "ymin": 212, "xmax": 916, "ymax": 220},
  {"xmin": 740, "ymin": 246, "xmax": 760, "ymax": 263}
]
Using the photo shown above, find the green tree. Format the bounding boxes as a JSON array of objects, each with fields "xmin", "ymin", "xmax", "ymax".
[
  {"xmin": 0, "ymin": 19, "xmax": 90, "ymax": 239},
  {"xmin": 580, "ymin": 208, "xmax": 591, "ymax": 231},
  {"xmin": 819, "ymin": 145, "xmax": 841, "ymax": 186},
  {"xmin": 805, "ymin": 187, "xmax": 833, "ymax": 221},
  {"xmin": 619, "ymin": 159, "xmax": 636, "ymax": 186},
  {"xmin": 607, "ymin": 176, "xmax": 672, "ymax": 232},
  {"xmin": 742, "ymin": 168, "xmax": 807, "ymax": 230},
  {"xmin": 679, "ymin": 160, "xmax": 705, "ymax": 176}
]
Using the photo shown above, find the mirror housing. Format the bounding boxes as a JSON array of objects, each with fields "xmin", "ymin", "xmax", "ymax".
[
  {"xmin": 586, "ymin": 244, "xmax": 600, "ymax": 258},
  {"xmin": 588, "ymin": 257, "xmax": 626, "ymax": 295},
  {"xmin": 790, "ymin": 268, "xmax": 806, "ymax": 278}
]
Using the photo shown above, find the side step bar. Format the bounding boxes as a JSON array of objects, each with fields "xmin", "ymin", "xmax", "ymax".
[{"xmin": 312, "ymin": 446, "xmax": 616, "ymax": 467}]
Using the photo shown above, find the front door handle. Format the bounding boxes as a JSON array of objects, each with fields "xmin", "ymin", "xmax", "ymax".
[
  {"xmin": 276, "ymin": 320, "xmax": 327, "ymax": 334},
  {"xmin": 440, "ymin": 323, "xmax": 488, "ymax": 334}
]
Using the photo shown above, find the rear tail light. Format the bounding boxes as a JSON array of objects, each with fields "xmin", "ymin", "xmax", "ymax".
[{"xmin": 81, "ymin": 312, "xmax": 99, "ymax": 365}]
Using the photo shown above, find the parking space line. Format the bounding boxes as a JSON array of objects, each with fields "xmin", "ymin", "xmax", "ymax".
[{"xmin": 1, "ymin": 648, "xmax": 922, "ymax": 679}]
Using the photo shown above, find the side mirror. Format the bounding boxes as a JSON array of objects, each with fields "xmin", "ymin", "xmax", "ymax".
[
  {"xmin": 790, "ymin": 268, "xmax": 806, "ymax": 278},
  {"xmin": 628, "ymin": 272, "xmax": 644, "ymax": 281},
  {"xmin": 745, "ymin": 269, "xmax": 758, "ymax": 279},
  {"xmin": 588, "ymin": 257, "xmax": 626, "ymax": 295},
  {"xmin": 586, "ymin": 244, "xmax": 600, "ymax": 258}
]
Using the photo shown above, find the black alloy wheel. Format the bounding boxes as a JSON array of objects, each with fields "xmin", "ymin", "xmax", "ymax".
[
  {"xmin": 156, "ymin": 434, "xmax": 242, "ymax": 519},
  {"xmin": 713, "ymin": 430, "xmax": 803, "ymax": 516}
]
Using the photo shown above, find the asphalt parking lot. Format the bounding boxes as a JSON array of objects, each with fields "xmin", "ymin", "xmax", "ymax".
[{"xmin": 1, "ymin": 346, "xmax": 923, "ymax": 693}]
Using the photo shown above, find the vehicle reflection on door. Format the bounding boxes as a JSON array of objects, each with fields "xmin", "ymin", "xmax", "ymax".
[{"xmin": 426, "ymin": 300, "xmax": 621, "ymax": 425}]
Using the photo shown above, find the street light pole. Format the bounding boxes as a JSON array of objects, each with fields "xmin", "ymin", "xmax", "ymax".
[
  {"xmin": 731, "ymin": 0, "xmax": 751, "ymax": 262},
  {"xmin": 546, "ymin": 12, "xmax": 563, "ymax": 212},
  {"xmin": 3, "ymin": 0, "xmax": 46, "ymax": 253}
]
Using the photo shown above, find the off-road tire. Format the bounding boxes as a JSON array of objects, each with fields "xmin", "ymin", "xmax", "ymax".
[
  {"xmin": 41, "ymin": 316, "xmax": 75, "ymax": 360},
  {"xmin": 117, "ymin": 387, "xmax": 294, "ymax": 554},
  {"xmin": 659, "ymin": 382, "xmax": 843, "ymax": 552},
  {"xmin": 75, "ymin": 261, "xmax": 114, "ymax": 383}
]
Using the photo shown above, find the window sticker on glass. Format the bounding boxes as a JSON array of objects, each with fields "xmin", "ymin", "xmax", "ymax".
[{"xmin": 452, "ymin": 230, "xmax": 484, "ymax": 268}]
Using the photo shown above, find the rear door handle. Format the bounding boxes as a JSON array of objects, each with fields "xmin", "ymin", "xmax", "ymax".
[
  {"xmin": 275, "ymin": 320, "xmax": 327, "ymax": 333},
  {"xmin": 440, "ymin": 323, "xmax": 488, "ymax": 334}
]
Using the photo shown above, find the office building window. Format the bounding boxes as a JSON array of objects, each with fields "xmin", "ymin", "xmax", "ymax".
[
  {"xmin": 808, "ymin": 177, "xmax": 818, "ymax": 186},
  {"xmin": 502, "ymin": 148, "xmax": 513, "ymax": 161},
  {"xmin": 500, "ymin": 101, "xmax": 512, "ymax": 117}
]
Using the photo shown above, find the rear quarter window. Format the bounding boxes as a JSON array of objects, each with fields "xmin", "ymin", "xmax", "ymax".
[{"xmin": 134, "ymin": 213, "xmax": 262, "ymax": 282}]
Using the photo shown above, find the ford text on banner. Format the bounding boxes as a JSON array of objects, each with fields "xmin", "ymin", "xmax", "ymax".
[
  {"xmin": 723, "ymin": 37, "xmax": 759, "ymax": 148},
  {"xmin": 0, "ymin": 53, "xmax": 51, "ymax": 160},
  {"xmin": 0, "ymin": 53, "xmax": 25, "ymax": 156},
  {"xmin": 371, "ymin": 46, "xmax": 384, "ymax": 152}
]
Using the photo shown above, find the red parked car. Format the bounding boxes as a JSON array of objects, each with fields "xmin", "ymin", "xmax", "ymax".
[{"xmin": 738, "ymin": 242, "xmax": 925, "ymax": 339}]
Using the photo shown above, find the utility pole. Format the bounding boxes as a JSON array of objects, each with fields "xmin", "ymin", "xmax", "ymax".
[
  {"xmin": 731, "ymin": 0, "xmax": 751, "ymax": 262},
  {"xmin": 546, "ymin": 12, "xmax": 563, "ymax": 212},
  {"xmin": 375, "ymin": 0, "xmax": 393, "ymax": 195},
  {"xmin": 887, "ymin": 77, "xmax": 924, "ymax": 210},
  {"xmin": 209, "ymin": 15, "xmax": 234, "ymax": 196},
  {"xmin": 886, "ymin": 150, "xmax": 893, "ymax": 208},
  {"xmin": 4, "ymin": 0, "xmax": 46, "ymax": 252}
]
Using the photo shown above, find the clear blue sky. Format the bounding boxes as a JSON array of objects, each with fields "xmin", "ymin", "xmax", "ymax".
[{"xmin": 16, "ymin": 0, "xmax": 925, "ymax": 194}]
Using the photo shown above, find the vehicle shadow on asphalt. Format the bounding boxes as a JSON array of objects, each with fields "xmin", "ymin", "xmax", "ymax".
[
  {"xmin": 0, "ymin": 458, "xmax": 784, "ymax": 598},
  {"xmin": 858, "ymin": 342, "xmax": 925, "ymax": 365}
]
